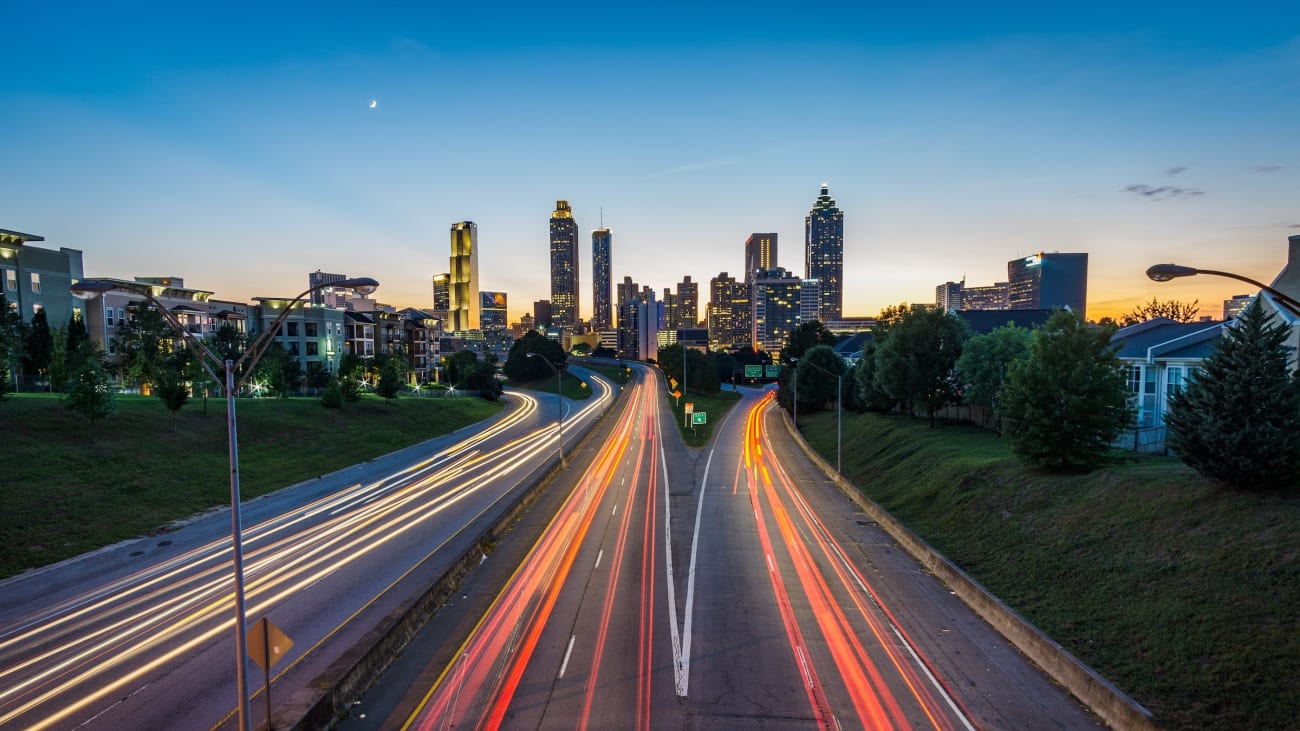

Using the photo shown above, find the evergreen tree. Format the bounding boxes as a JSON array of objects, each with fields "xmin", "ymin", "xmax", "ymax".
[
  {"xmin": 1165, "ymin": 301, "xmax": 1300, "ymax": 491},
  {"xmin": 154, "ymin": 355, "xmax": 190, "ymax": 431},
  {"xmin": 998, "ymin": 310, "xmax": 1133, "ymax": 470},
  {"xmin": 321, "ymin": 380, "xmax": 345, "ymax": 408},
  {"xmin": 65, "ymin": 343, "xmax": 117, "ymax": 443},
  {"xmin": 46, "ymin": 325, "xmax": 69, "ymax": 393},
  {"xmin": 376, "ymin": 358, "xmax": 402, "ymax": 403},
  {"xmin": 22, "ymin": 307, "xmax": 53, "ymax": 387},
  {"xmin": 305, "ymin": 360, "xmax": 332, "ymax": 395},
  {"xmin": 0, "ymin": 296, "xmax": 18, "ymax": 400}
]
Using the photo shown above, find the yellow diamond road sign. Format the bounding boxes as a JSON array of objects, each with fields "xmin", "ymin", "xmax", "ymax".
[{"xmin": 248, "ymin": 617, "xmax": 294, "ymax": 671}]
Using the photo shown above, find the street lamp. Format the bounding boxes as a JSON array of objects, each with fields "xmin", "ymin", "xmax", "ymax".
[
  {"xmin": 71, "ymin": 275, "xmax": 378, "ymax": 731},
  {"xmin": 790, "ymin": 356, "xmax": 845, "ymax": 474},
  {"xmin": 1146, "ymin": 264, "xmax": 1300, "ymax": 314},
  {"xmin": 525, "ymin": 352, "xmax": 564, "ymax": 465}
]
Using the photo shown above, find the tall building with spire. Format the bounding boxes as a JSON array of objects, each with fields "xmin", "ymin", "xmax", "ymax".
[
  {"xmin": 550, "ymin": 201, "xmax": 580, "ymax": 330},
  {"xmin": 449, "ymin": 221, "xmax": 479, "ymax": 332},
  {"xmin": 805, "ymin": 184, "xmax": 844, "ymax": 321},
  {"xmin": 592, "ymin": 227, "xmax": 612, "ymax": 331}
]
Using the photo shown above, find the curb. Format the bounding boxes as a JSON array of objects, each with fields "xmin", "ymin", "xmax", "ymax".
[
  {"xmin": 780, "ymin": 409, "xmax": 1159, "ymax": 731},
  {"xmin": 277, "ymin": 378, "xmax": 627, "ymax": 730}
]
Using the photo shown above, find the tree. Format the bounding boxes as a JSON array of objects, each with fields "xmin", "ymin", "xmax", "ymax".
[
  {"xmin": 955, "ymin": 323, "xmax": 1031, "ymax": 430},
  {"xmin": 116, "ymin": 303, "xmax": 172, "ymax": 392},
  {"xmin": 465, "ymin": 355, "xmax": 504, "ymax": 401},
  {"xmin": 305, "ymin": 361, "xmax": 332, "ymax": 395},
  {"xmin": 65, "ymin": 342, "xmax": 117, "ymax": 442},
  {"xmin": 1121, "ymin": 297, "xmax": 1200, "ymax": 326},
  {"xmin": 873, "ymin": 307, "xmax": 969, "ymax": 426},
  {"xmin": 851, "ymin": 339, "xmax": 895, "ymax": 413},
  {"xmin": 786, "ymin": 344, "xmax": 845, "ymax": 415},
  {"xmin": 780, "ymin": 320, "xmax": 837, "ymax": 365},
  {"xmin": 659, "ymin": 344, "xmax": 720, "ymax": 396},
  {"xmin": 66, "ymin": 309, "xmax": 89, "ymax": 355},
  {"xmin": 22, "ymin": 307, "xmax": 53, "ymax": 387},
  {"xmin": 1164, "ymin": 301, "xmax": 1300, "ymax": 491},
  {"xmin": 154, "ymin": 355, "xmax": 190, "ymax": 431},
  {"xmin": 503, "ymin": 331, "xmax": 566, "ymax": 382},
  {"xmin": 47, "ymin": 325, "xmax": 69, "ymax": 394},
  {"xmin": 0, "ymin": 295, "xmax": 20, "ymax": 400},
  {"xmin": 376, "ymin": 358, "xmax": 402, "ymax": 403},
  {"xmin": 321, "ymin": 380, "xmax": 345, "ymax": 408},
  {"xmin": 998, "ymin": 310, "xmax": 1134, "ymax": 470}
]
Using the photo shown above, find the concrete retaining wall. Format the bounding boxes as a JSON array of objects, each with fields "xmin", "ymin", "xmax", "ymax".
[{"xmin": 781, "ymin": 411, "xmax": 1159, "ymax": 731}]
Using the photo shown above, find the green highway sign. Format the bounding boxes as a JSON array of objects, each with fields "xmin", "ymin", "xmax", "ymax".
[
  {"xmin": 744, "ymin": 365, "xmax": 763, "ymax": 378},
  {"xmin": 765, "ymin": 365, "xmax": 781, "ymax": 378},
  {"xmin": 692, "ymin": 412, "xmax": 707, "ymax": 425}
]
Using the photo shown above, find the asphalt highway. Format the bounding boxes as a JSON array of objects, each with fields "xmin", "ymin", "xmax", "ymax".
[
  {"xmin": 0, "ymin": 371, "xmax": 615, "ymax": 731},
  {"xmin": 355, "ymin": 367, "xmax": 1102, "ymax": 730}
]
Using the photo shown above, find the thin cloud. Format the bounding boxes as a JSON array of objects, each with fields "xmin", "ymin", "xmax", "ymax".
[
  {"xmin": 1256, "ymin": 165, "xmax": 1285, "ymax": 173},
  {"xmin": 1122, "ymin": 184, "xmax": 1205, "ymax": 201},
  {"xmin": 644, "ymin": 157, "xmax": 742, "ymax": 179},
  {"xmin": 1166, "ymin": 166, "xmax": 1187, "ymax": 176}
]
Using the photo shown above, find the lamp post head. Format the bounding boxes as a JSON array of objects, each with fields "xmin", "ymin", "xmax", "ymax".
[
  {"xmin": 335, "ymin": 277, "xmax": 379, "ymax": 296},
  {"xmin": 1146, "ymin": 264, "xmax": 1199, "ymax": 283},
  {"xmin": 69, "ymin": 280, "xmax": 119, "ymax": 300}
]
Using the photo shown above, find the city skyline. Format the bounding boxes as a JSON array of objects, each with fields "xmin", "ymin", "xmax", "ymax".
[{"xmin": 4, "ymin": 3, "xmax": 1297, "ymax": 323}]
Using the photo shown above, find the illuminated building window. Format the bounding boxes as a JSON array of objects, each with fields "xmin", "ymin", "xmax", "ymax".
[
  {"xmin": 30, "ymin": 273, "xmax": 40, "ymax": 294},
  {"xmin": 4, "ymin": 269, "xmax": 14, "ymax": 290}
]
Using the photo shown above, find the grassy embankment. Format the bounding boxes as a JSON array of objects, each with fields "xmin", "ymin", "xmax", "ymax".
[
  {"xmin": 799, "ymin": 410, "xmax": 1299, "ymax": 730},
  {"xmin": 1, "ymin": 392, "xmax": 503, "ymax": 579},
  {"xmin": 507, "ymin": 371, "xmax": 593, "ymax": 401}
]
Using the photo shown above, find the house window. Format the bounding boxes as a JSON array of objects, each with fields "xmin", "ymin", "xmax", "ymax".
[
  {"xmin": 1127, "ymin": 365, "xmax": 1159, "ymax": 427},
  {"xmin": 4, "ymin": 269, "xmax": 14, "ymax": 290},
  {"xmin": 106, "ymin": 308, "xmax": 115, "ymax": 326},
  {"xmin": 1166, "ymin": 366, "xmax": 1189, "ymax": 399},
  {"xmin": 306, "ymin": 341, "xmax": 318, "ymax": 356},
  {"xmin": 30, "ymin": 273, "xmax": 40, "ymax": 294},
  {"xmin": 305, "ymin": 322, "xmax": 318, "ymax": 337}
]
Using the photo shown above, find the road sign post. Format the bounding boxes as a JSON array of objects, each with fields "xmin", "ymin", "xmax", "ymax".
[{"xmin": 248, "ymin": 617, "xmax": 293, "ymax": 730}]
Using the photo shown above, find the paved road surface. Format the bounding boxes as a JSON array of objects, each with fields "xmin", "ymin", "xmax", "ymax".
[
  {"xmin": 354, "ymin": 368, "xmax": 1100, "ymax": 730},
  {"xmin": 0, "ymin": 371, "xmax": 614, "ymax": 731}
]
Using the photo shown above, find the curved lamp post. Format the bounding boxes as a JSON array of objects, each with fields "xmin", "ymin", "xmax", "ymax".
[
  {"xmin": 71, "ymin": 276, "xmax": 378, "ymax": 731},
  {"xmin": 525, "ymin": 352, "xmax": 564, "ymax": 466},
  {"xmin": 790, "ymin": 355, "xmax": 845, "ymax": 474},
  {"xmin": 1145, "ymin": 264, "xmax": 1300, "ymax": 315}
]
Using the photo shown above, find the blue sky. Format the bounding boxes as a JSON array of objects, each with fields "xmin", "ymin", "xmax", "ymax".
[{"xmin": 4, "ymin": 2, "xmax": 1298, "ymax": 321}]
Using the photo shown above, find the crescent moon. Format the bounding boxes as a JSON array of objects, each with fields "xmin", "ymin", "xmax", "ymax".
[{"xmin": 369, "ymin": 99, "xmax": 377, "ymax": 109}]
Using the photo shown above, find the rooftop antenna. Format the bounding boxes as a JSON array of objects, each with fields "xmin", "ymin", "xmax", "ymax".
[{"xmin": 600, "ymin": 206, "xmax": 604, "ymax": 229}]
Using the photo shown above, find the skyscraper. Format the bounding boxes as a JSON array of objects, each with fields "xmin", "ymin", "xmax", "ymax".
[
  {"xmin": 1007, "ymin": 252, "xmax": 1088, "ymax": 318},
  {"xmin": 550, "ymin": 201, "xmax": 580, "ymax": 330},
  {"xmin": 431, "ymin": 273, "xmax": 451, "ymax": 321},
  {"xmin": 592, "ymin": 228, "xmax": 612, "ymax": 331},
  {"xmin": 480, "ymin": 291, "xmax": 508, "ymax": 331},
  {"xmin": 449, "ymin": 221, "xmax": 479, "ymax": 332},
  {"xmin": 675, "ymin": 275, "xmax": 698, "ymax": 329},
  {"xmin": 751, "ymin": 267, "xmax": 804, "ymax": 354},
  {"xmin": 709, "ymin": 272, "xmax": 738, "ymax": 349},
  {"xmin": 805, "ymin": 184, "xmax": 844, "ymax": 321},
  {"xmin": 745, "ymin": 233, "xmax": 777, "ymax": 283}
]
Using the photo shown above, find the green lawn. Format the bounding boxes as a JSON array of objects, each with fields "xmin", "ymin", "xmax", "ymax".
[
  {"xmin": 507, "ymin": 371, "xmax": 593, "ymax": 401},
  {"xmin": 0, "ymin": 392, "xmax": 503, "ymax": 578},
  {"xmin": 665, "ymin": 388, "xmax": 743, "ymax": 447},
  {"xmin": 799, "ymin": 410, "xmax": 1300, "ymax": 730}
]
